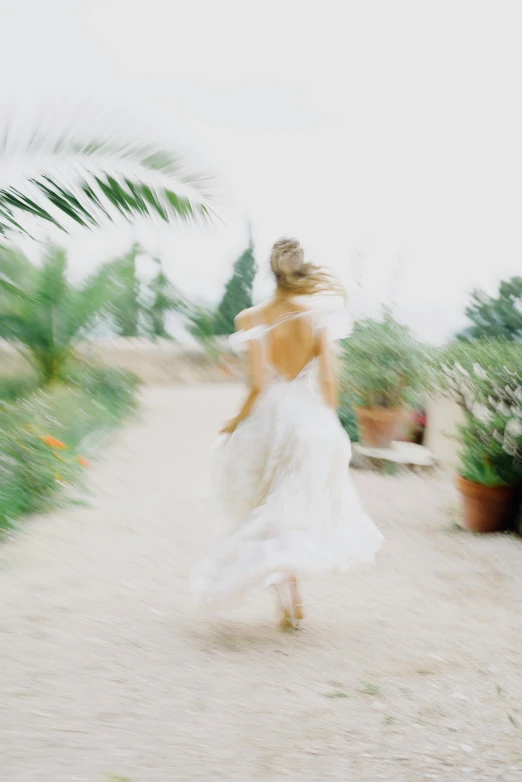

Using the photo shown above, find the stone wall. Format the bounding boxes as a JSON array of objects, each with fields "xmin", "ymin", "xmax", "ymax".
[
  {"xmin": 0, "ymin": 339, "xmax": 239, "ymax": 386},
  {"xmin": 77, "ymin": 339, "xmax": 239, "ymax": 385}
]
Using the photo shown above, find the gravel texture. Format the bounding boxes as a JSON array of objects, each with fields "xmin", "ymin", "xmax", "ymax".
[{"xmin": 1, "ymin": 385, "xmax": 522, "ymax": 782}]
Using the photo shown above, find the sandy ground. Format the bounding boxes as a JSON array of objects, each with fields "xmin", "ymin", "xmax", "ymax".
[{"xmin": 1, "ymin": 385, "xmax": 522, "ymax": 782}]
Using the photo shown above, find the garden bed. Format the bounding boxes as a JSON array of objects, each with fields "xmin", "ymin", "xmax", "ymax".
[{"xmin": 0, "ymin": 365, "xmax": 139, "ymax": 532}]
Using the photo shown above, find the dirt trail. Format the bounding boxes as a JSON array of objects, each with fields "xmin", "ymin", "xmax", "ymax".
[{"xmin": 1, "ymin": 386, "xmax": 522, "ymax": 781}]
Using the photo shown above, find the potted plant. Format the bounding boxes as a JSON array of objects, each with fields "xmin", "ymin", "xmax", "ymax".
[
  {"xmin": 437, "ymin": 340, "xmax": 522, "ymax": 533},
  {"xmin": 341, "ymin": 314, "xmax": 424, "ymax": 448}
]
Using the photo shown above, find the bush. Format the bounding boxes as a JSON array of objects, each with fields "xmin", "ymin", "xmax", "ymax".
[
  {"xmin": 66, "ymin": 363, "xmax": 140, "ymax": 415},
  {"xmin": 337, "ymin": 361, "xmax": 359, "ymax": 441},
  {"xmin": 338, "ymin": 395, "xmax": 359, "ymax": 441},
  {"xmin": 0, "ymin": 366, "xmax": 139, "ymax": 532},
  {"xmin": 0, "ymin": 373, "xmax": 39, "ymax": 402},
  {"xmin": 435, "ymin": 339, "xmax": 522, "ymax": 486},
  {"xmin": 0, "ymin": 244, "xmax": 116, "ymax": 384},
  {"xmin": 341, "ymin": 315, "xmax": 425, "ymax": 409}
]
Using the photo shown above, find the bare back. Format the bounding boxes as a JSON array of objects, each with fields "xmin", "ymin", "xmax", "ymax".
[{"xmin": 236, "ymin": 300, "xmax": 319, "ymax": 381}]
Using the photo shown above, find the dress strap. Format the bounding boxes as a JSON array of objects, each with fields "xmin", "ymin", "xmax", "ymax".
[{"xmin": 228, "ymin": 306, "xmax": 351, "ymax": 351}]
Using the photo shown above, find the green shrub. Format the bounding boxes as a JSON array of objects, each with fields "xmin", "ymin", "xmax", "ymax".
[
  {"xmin": 341, "ymin": 315, "xmax": 425, "ymax": 409},
  {"xmin": 0, "ymin": 373, "xmax": 39, "ymax": 402},
  {"xmin": 337, "ymin": 388, "xmax": 359, "ymax": 441},
  {"xmin": 435, "ymin": 339, "xmax": 522, "ymax": 487},
  {"xmin": 65, "ymin": 363, "xmax": 140, "ymax": 416},
  {"xmin": 0, "ymin": 244, "xmax": 116, "ymax": 384},
  {"xmin": 0, "ymin": 366, "xmax": 139, "ymax": 532}
]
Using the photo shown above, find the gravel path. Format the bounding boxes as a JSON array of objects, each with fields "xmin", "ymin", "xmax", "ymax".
[{"xmin": 1, "ymin": 385, "xmax": 522, "ymax": 782}]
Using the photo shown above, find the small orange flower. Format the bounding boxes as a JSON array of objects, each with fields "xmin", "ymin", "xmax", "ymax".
[
  {"xmin": 77, "ymin": 455, "xmax": 90, "ymax": 468},
  {"xmin": 40, "ymin": 435, "xmax": 67, "ymax": 450}
]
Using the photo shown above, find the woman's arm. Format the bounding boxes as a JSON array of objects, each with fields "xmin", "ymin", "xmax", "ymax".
[
  {"xmin": 316, "ymin": 326, "xmax": 338, "ymax": 409},
  {"xmin": 219, "ymin": 313, "xmax": 266, "ymax": 435}
]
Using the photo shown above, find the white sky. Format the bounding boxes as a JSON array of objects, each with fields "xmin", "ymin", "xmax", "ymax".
[{"xmin": 2, "ymin": 0, "xmax": 522, "ymax": 343}]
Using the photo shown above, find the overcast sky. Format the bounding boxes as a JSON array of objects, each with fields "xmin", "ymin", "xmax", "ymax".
[{"xmin": 2, "ymin": 0, "xmax": 522, "ymax": 343}]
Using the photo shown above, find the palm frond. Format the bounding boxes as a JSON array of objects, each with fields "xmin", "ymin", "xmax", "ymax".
[{"xmin": 0, "ymin": 126, "xmax": 217, "ymax": 236}]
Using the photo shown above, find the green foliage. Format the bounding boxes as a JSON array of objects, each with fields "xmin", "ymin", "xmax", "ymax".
[
  {"xmin": 337, "ymin": 396, "xmax": 359, "ymax": 442},
  {"xmin": 214, "ymin": 241, "xmax": 256, "ymax": 335},
  {"xmin": 108, "ymin": 243, "xmax": 142, "ymax": 337},
  {"xmin": 65, "ymin": 362, "xmax": 140, "ymax": 413},
  {"xmin": 432, "ymin": 339, "xmax": 522, "ymax": 392},
  {"xmin": 0, "ymin": 374, "xmax": 39, "ymax": 402},
  {"xmin": 435, "ymin": 339, "xmax": 522, "ymax": 486},
  {"xmin": 0, "ymin": 244, "xmax": 36, "ymax": 302},
  {"xmin": 146, "ymin": 258, "xmax": 184, "ymax": 339},
  {"xmin": 0, "ymin": 365, "xmax": 139, "ymax": 532},
  {"xmin": 186, "ymin": 305, "xmax": 220, "ymax": 357},
  {"xmin": 187, "ymin": 305, "xmax": 215, "ymax": 341},
  {"xmin": 459, "ymin": 277, "xmax": 522, "ymax": 341},
  {"xmin": 0, "ymin": 130, "xmax": 214, "ymax": 237},
  {"xmin": 341, "ymin": 314, "xmax": 425, "ymax": 409},
  {"xmin": 0, "ymin": 243, "xmax": 113, "ymax": 382},
  {"xmin": 101, "ymin": 247, "xmax": 184, "ymax": 340},
  {"xmin": 456, "ymin": 411, "xmax": 519, "ymax": 487},
  {"xmin": 1, "ymin": 240, "xmax": 215, "ymax": 353},
  {"xmin": 337, "ymin": 363, "xmax": 359, "ymax": 441}
]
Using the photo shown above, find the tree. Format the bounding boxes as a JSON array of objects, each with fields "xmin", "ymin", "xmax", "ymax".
[
  {"xmin": 214, "ymin": 240, "xmax": 256, "ymax": 335},
  {"xmin": 147, "ymin": 258, "xmax": 184, "ymax": 339},
  {"xmin": 0, "ymin": 127, "xmax": 214, "ymax": 238},
  {"xmin": 104, "ymin": 249, "xmax": 185, "ymax": 339},
  {"xmin": 0, "ymin": 243, "xmax": 113, "ymax": 383},
  {"xmin": 459, "ymin": 277, "xmax": 522, "ymax": 341},
  {"xmin": 108, "ymin": 243, "xmax": 142, "ymax": 337},
  {"xmin": 0, "ymin": 244, "xmax": 36, "ymax": 308}
]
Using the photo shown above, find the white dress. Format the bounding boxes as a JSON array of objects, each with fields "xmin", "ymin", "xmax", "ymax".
[{"xmin": 191, "ymin": 307, "xmax": 383, "ymax": 608}]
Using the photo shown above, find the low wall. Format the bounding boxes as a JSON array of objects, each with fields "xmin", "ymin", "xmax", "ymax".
[
  {"xmin": 424, "ymin": 396, "xmax": 464, "ymax": 468},
  {"xmin": 0, "ymin": 339, "xmax": 239, "ymax": 386},
  {"xmin": 77, "ymin": 340, "xmax": 239, "ymax": 385}
]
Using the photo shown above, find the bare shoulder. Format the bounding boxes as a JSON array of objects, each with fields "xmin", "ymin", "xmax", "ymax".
[
  {"xmin": 235, "ymin": 304, "xmax": 266, "ymax": 331},
  {"xmin": 235, "ymin": 299, "xmax": 312, "ymax": 331}
]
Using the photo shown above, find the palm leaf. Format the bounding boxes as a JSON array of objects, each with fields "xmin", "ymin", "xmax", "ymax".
[{"xmin": 0, "ymin": 127, "xmax": 216, "ymax": 236}]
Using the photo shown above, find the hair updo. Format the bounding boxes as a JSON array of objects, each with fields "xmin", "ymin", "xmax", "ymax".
[{"xmin": 270, "ymin": 238, "xmax": 346, "ymax": 299}]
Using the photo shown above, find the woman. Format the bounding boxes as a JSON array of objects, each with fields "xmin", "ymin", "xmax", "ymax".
[{"xmin": 192, "ymin": 238, "xmax": 383, "ymax": 629}]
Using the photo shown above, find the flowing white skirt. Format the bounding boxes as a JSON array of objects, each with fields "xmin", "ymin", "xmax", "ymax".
[{"xmin": 191, "ymin": 372, "xmax": 383, "ymax": 607}]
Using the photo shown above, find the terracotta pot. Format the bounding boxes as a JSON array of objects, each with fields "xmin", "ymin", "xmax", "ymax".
[
  {"xmin": 456, "ymin": 476, "xmax": 516, "ymax": 534},
  {"xmin": 394, "ymin": 407, "xmax": 420, "ymax": 443},
  {"xmin": 355, "ymin": 407, "xmax": 403, "ymax": 449}
]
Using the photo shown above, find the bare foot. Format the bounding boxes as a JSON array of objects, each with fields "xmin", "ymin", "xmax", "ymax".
[
  {"xmin": 278, "ymin": 608, "xmax": 296, "ymax": 631},
  {"xmin": 275, "ymin": 580, "xmax": 301, "ymax": 630}
]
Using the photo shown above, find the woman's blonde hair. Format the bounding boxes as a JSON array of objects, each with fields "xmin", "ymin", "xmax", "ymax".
[{"xmin": 270, "ymin": 238, "xmax": 346, "ymax": 300}]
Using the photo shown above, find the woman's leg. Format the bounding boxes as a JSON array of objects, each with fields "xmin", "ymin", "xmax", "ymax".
[
  {"xmin": 290, "ymin": 577, "xmax": 304, "ymax": 621},
  {"xmin": 276, "ymin": 575, "xmax": 303, "ymax": 629}
]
